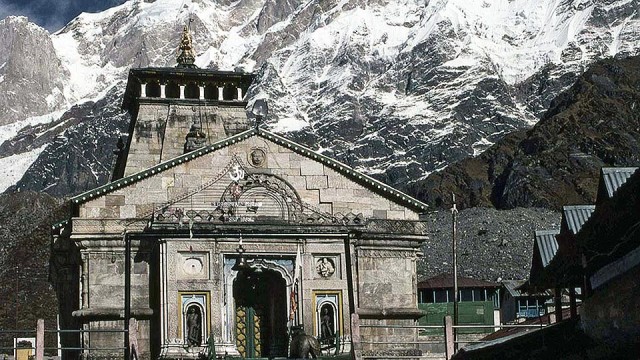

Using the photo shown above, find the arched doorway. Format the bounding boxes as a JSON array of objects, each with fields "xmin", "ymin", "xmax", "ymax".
[{"xmin": 233, "ymin": 269, "xmax": 288, "ymax": 358}]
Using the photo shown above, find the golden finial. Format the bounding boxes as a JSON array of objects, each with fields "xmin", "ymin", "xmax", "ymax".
[{"xmin": 177, "ymin": 22, "xmax": 197, "ymax": 68}]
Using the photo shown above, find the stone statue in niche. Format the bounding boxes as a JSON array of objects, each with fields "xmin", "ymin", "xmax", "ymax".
[
  {"xmin": 316, "ymin": 258, "xmax": 335, "ymax": 278},
  {"xmin": 320, "ymin": 305, "xmax": 335, "ymax": 344},
  {"xmin": 186, "ymin": 306, "xmax": 202, "ymax": 346}
]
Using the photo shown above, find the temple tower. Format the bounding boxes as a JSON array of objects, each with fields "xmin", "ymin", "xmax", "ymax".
[{"xmin": 115, "ymin": 25, "xmax": 254, "ymax": 178}]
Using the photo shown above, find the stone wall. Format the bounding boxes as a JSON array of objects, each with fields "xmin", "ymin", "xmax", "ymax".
[
  {"xmin": 70, "ymin": 238, "xmax": 154, "ymax": 360},
  {"xmin": 357, "ymin": 251, "xmax": 417, "ymax": 309},
  {"xmin": 356, "ymin": 247, "xmax": 420, "ymax": 355}
]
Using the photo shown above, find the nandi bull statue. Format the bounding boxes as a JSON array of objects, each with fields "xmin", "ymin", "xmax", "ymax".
[{"xmin": 289, "ymin": 326, "xmax": 321, "ymax": 359}]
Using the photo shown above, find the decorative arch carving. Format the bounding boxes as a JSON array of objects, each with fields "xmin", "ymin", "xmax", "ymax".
[
  {"xmin": 219, "ymin": 172, "xmax": 304, "ymax": 222},
  {"xmin": 152, "ymin": 156, "xmax": 345, "ymax": 225}
]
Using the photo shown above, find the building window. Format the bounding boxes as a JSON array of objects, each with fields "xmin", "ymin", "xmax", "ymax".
[
  {"xmin": 434, "ymin": 290, "xmax": 449, "ymax": 303},
  {"xmin": 473, "ymin": 289, "xmax": 486, "ymax": 301},
  {"xmin": 419, "ymin": 289, "xmax": 435, "ymax": 303},
  {"xmin": 145, "ymin": 82, "xmax": 161, "ymax": 97},
  {"xmin": 185, "ymin": 82, "xmax": 200, "ymax": 99},
  {"xmin": 460, "ymin": 289, "xmax": 473, "ymax": 302},
  {"xmin": 517, "ymin": 298, "xmax": 544, "ymax": 318},
  {"xmin": 166, "ymin": 82, "xmax": 180, "ymax": 98},
  {"xmin": 204, "ymin": 84, "xmax": 217, "ymax": 100},
  {"xmin": 493, "ymin": 289, "xmax": 501, "ymax": 309}
]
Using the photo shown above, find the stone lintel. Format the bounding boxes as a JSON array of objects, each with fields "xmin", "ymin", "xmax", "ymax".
[
  {"xmin": 357, "ymin": 307, "xmax": 423, "ymax": 319},
  {"xmin": 72, "ymin": 218, "xmax": 148, "ymax": 234},
  {"xmin": 75, "ymin": 238, "xmax": 152, "ymax": 252},
  {"xmin": 355, "ymin": 238, "xmax": 423, "ymax": 248},
  {"xmin": 72, "ymin": 307, "xmax": 154, "ymax": 319},
  {"xmin": 148, "ymin": 223, "xmax": 354, "ymax": 235}
]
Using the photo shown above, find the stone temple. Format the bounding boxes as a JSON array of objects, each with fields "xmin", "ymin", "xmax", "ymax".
[{"xmin": 50, "ymin": 26, "xmax": 428, "ymax": 359}]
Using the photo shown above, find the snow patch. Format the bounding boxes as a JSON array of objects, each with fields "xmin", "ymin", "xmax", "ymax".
[
  {"xmin": 0, "ymin": 109, "xmax": 66, "ymax": 145},
  {"xmin": 0, "ymin": 144, "xmax": 47, "ymax": 192}
]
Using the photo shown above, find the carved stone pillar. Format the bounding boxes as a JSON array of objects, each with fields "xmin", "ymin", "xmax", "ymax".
[{"xmin": 81, "ymin": 252, "xmax": 89, "ymax": 309}]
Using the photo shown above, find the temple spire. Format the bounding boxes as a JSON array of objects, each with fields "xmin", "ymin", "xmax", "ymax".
[{"xmin": 177, "ymin": 23, "xmax": 197, "ymax": 68}]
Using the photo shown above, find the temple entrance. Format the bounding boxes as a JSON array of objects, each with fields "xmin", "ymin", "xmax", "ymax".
[{"xmin": 234, "ymin": 269, "xmax": 288, "ymax": 358}]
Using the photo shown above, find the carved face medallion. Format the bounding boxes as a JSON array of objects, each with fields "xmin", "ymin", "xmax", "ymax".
[{"xmin": 249, "ymin": 149, "xmax": 266, "ymax": 167}]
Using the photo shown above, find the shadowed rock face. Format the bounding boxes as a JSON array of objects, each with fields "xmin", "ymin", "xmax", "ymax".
[
  {"xmin": 411, "ymin": 56, "xmax": 640, "ymax": 211},
  {"xmin": 0, "ymin": 191, "xmax": 67, "ymax": 339},
  {"xmin": 419, "ymin": 207, "xmax": 560, "ymax": 282}
]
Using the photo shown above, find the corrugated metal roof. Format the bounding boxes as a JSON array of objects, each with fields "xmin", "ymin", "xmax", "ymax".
[
  {"xmin": 601, "ymin": 167, "xmax": 638, "ymax": 198},
  {"xmin": 417, "ymin": 273, "xmax": 500, "ymax": 289},
  {"xmin": 502, "ymin": 280, "xmax": 527, "ymax": 297},
  {"xmin": 502, "ymin": 280, "xmax": 553, "ymax": 298},
  {"xmin": 563, "ymin": 205, "xmax": 596, "ymax": 235},
  {"xmin": 534, "ymin": 230, "xmax": 560, "ymax": 268}
]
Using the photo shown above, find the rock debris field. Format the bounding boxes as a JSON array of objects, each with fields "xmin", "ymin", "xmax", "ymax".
[{"xmin": 418, "ymin": 207, "xmax": 561, "ymax": 282}]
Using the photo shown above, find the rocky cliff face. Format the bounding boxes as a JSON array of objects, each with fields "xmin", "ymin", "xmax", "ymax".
[
  {"xmin": 0, "ymin": 0, "xmax": 639, "ymax": 197},
  {"xmin": 5, "ymin": 87, "xmax": 130, "ymax": 196},
  {"xmin": 420, "ymin": 207, "xmax": 560, "ymax": 281},
  {"xmin": 412, "ymin": 55, "xmax": 640, "ymax": 211},
  {"xmin": 0, "ymin": 16, "xmax": 67, "ymax": 126}
]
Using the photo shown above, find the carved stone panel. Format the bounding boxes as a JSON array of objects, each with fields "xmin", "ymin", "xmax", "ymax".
[
  {"xmin": 177, "ymin": 252, "xmax": 209, "ymax": 280},
  {"xmin": 314, "ymin": 256, "xmax": 340, "ymax": 280}
]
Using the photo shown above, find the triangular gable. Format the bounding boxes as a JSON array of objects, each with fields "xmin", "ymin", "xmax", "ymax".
[
  {"xmin": 562, "ymin": 205, "xmax": 596, "ymax": 235},
  {"xmin": 534, "ymin": 230, "xmax": 560, "ymax": 268},
  {"xmin": 151, "ymin": 155, "xmax": 340, "ymax": 225},
  {"xmin": 597, "ymin": 167, "xmax": 638, "ymax": 203},
  {"xmin": 71, "ymin": 128, "xmax": 428, "ymax": 214}
]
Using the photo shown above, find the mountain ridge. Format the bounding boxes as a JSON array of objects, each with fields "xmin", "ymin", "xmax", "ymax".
[{"xmin": 1, "ymin": 0, "xmax": 639, "ymax": 196}]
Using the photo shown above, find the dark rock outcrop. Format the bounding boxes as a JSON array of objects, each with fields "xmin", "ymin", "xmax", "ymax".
[{"xmin": 0, "ymin": 191, "xmax": 67, "ymax": 338}]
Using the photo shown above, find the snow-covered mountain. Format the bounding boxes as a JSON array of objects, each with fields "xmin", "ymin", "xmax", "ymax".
[{"xmin": 0, "ymin": 0, "xmax": 639, "ymax": 196}]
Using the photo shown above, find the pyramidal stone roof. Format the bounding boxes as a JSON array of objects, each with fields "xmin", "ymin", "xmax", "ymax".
[{"xmin": 71, "ymin": 128, "xmax": 429, "ymax": 213}]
